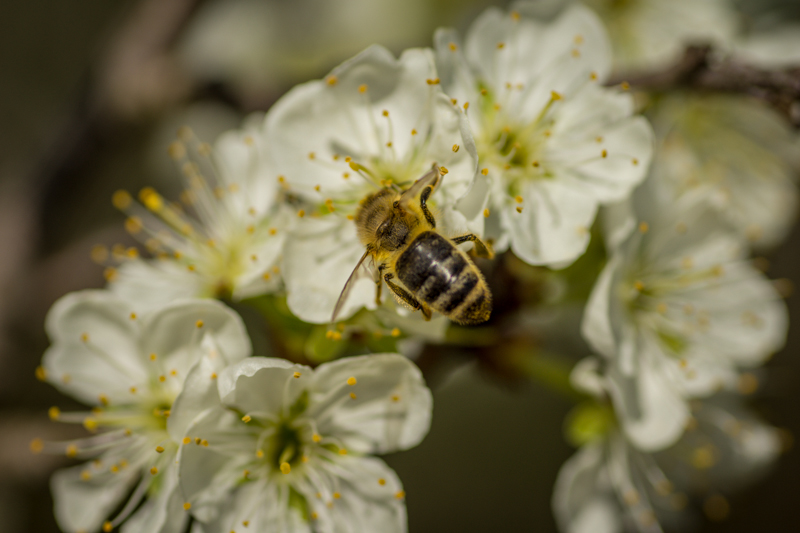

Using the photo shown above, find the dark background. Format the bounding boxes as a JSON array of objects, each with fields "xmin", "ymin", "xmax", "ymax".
[{"xmin": 0, "ymin": 1, "xmax": 798, "ymax": 531}]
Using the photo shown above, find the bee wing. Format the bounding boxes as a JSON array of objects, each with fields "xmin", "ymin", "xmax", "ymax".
[
  {"xmin": 331, "ymin": 249, "xmax": 372, "ymax": 325},
  {"xmin": 399, "ymin": 164, "xmax": 440, "ymax": 207}
]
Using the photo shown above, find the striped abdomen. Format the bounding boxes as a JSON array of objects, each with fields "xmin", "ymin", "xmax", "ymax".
[{"xmin": 395, "ymin": 231, "xmax": 491, "ymax": 325}]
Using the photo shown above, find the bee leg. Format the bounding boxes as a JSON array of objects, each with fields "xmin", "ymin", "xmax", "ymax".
[
  {"xmin": 452, "ymin": 233, "xmax": 494, "ymax": 259},
  {"xmin": 384, "ymin": 273, "xmax": 429, "ymax": 320},
  {"xmin": 375, "ymin": 264, "xmax": 386, "ymax": 305},
  {"xmin": 419, "ymin": 186, "xmax": 437, "ymax": 228}
]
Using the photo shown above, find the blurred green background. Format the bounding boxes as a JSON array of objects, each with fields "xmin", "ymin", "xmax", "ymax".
[{"xmin": 1, "ymin": 0, "xmax": 799, "ymax": 531}]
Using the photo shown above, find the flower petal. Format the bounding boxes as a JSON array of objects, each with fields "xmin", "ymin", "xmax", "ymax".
[
  {"xmin": 218, "ymin": 357, "xmax": 309, "ymax": 417},
  {"xmin": 121, "ymin": 464, "xmax": 187, "ymax": 533},
  {"xmin": 309, "ymin": 354, "xmax": 432, "ymax": 454}
]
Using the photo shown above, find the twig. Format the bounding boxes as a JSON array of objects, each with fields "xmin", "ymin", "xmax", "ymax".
[{"xmin": 611, "ymin": 45, "xmax": 800, "ymax": 126}]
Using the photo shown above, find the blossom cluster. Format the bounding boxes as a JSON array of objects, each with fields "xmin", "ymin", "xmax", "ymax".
[{"xmin": 33, "ymin": 1, "xmax": 797, "ymax": 532}]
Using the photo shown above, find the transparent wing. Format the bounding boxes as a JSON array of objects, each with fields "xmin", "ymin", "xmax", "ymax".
[
  {"xmin": 399, "ymin": 164, "xmax": 440, "ymax": 208},
  {"xmin": 331, "ymin": 249, "xmax": 372, "ymax": 325}
]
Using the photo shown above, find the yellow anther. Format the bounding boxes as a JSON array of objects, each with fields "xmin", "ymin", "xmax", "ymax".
[
  {"xmin": 48, "ymin": 406, "xmax": 60, "ymax": 420},
  {"xmin": 98, "ymin": 394, "xmax": 109, "ymax": 406},
  {"xmin": 326, "ymin": 75, "xmax": 338, "ymax": 86},
  {"xmin": 103, "ymin": 267, "xmax": 118, "ymax": 282},
  {"xmin": 378, "ymin": 478, "xmax": 386, "ymax": 486},
  {"xmin": 681, "ymin": 257, "xmax": 693, "ymax": 269},
  {"xmin": 311, "ymin": 512, "xmax": 318, "ymax": 520},
  {"xmin": 395, "ymin": 490, "xmax": 406, "ymax": 499},
  {"xmin": 103, "ymin": 521, "xmax": 113, "ymax": 532},
  {"xmin": 30, "ymin": 438, "xmax": 43, "ymax": 454},
  {"xmin": 195, "ymin": 437, "xmax": 202, "ymax": 445},
  {"xmin": 195, "ymin": 319, "xmax": 204, "ymax": 328},
  {"xmin": 293, "ymin": 372, "xmax": 301, "ymax": 379},
  {"xmin": 463, "ymin": 102, "xmax": 469, "ymax": 110},
  {"xmin": 531, "ymin": 160, "xmax": 540, "ymax": 168},
  {"xmin": 242, "ymin": 415, "xmax": 252, "ymax": 423},
  {"xmin": 480, "ymin": 88, "xmax": 488, "ymax": 96},
  {"xmin": 515, "ymin": 195, "xmax": 524, "ymax": 204},
  {"xmin": 451, "ymin": 98, "xmax": 458, "ymax": 105},
  {"xmin": 139, "ymin": 187, "xmax": 164, "ymax": 211},
  {"xmin": 90, "ymin": 244, "xmax": 109, "ymax": 264},
  {"xmin": 242, "ymin": 521, "xmax": 250, "ymax": 527},
  {"xmin": 262, "ymin": 273, "xmax": 271, "ymax": 281},
  {"xmin": 210, "ymin": 373, "xmax": 217, "ymax": 380},
  {"xmin": 481, "ymin": 168, "xmax": 488, "ymax": 176},
  {"xmin": 452, "ymin": 144, "xmax": 460, "ymax": 152},
  {"xmin": 358, "ymin": 84, "xmax": 368, "ymax": 93},
  {"xmin": 80, "ymin": 332, "xmax": 89, "ymax": 343},
  {"xmin": 382, "ymin": 109, "xmax": 389, "ymax": 117},
  {"xmin": 112, "ymin": 190, "xmax": 132, "ymax": 210},
  {"xmin": 302, "ymin": 455, "xmax": 309, "ymax": 463},
  {"xmin": 66, "ymin": 444, "xmax": 78, "ymax": 458},
  {"xmin": 439, "ymin": 166, "xmax": 449, "ymax": 175},
  {"xmin": 81, "ymin": 470, "xmax": 91, "ymax": 481},
  {"xmin": 202, "ymin": 440, "xmax": 208, "ymax": 447},
  {"xmin": 692, "ymin": 446, "xmax": 716, "ymax": 469},
  {"xmin": 338, "ymin": 448, "xmax": 347, "ymax": 456},
  {"xmin": 590, "ymin": 72, "xmax": 598, "ymax": 81},
  {"xmin": 349, "ymin": 392, "xmax": 357, "ymax": 400},
  {"xmin": 83, "ymin": 418, "xmax": 98, "ymax": 431},
  {"xmin": 35, "ymin": 366, "xmax": 47, "ymax": 381},
  {"xmin": 426, "ymin": 78, "xmax": 440, "ymax": 85},
  {"xmin": 496, "ymin": 42, "xmax": 505, "ymax": 49},
  {"xmin": 298, "ymin": 209, "xmax": 306, "ymax": 218},
  {"xmin": 388, "ymin": 328, "xmax": 400, "ymax": 338},
  {"xmin": 738, "ymin": 372, "xmax": 759, "ymax": 395},
  {"xmin": 639, "ymin": 222, "xmax": 649, "ymax": 233},
  {"xmin": 155, "ymin": 446, "xmax": 165, "ymax": 453},
  {"xmin": 411, "ymin": 129, "xmax": 418, "ymax": 136},
  {"xmin": 150, "ymin": 467, "xmax": 158, "ymax": 475},
  {"xmin": 621, "ymin": 81, "xmax": 630, "ymax": 91},
  {"xmin": 571, "ymin": 48, "xmax": 580, "ymax": 58},
  {"xmin": 333, "ymin": 492, "xmax": 341, "ymax": 500},
  {"xmin": 183, "ymin": 502, "xmax": 192, "ymax": 511},
  {"xmin": 634, "ymin": 280, "xmax": 645, "ymax": 291},
  {"xmin": 623, "ymin": 490, "xmax": 640, "ymax": 506},
  {"xmin": 712, "ymin": 265, "xmax": 724, "ymax": 277},
  {"xmin": 256, "ymin": 449, "xmax": 264, "ymax": 458},
  {"xmin": 183, "ymin": 437, "xmax": 191, "ymax": 444},
  {"xmin": 61, "ymin": 374, "xmax": 72, "ymax": 384},
  {"xmin": 449, "ymin": 42, "xmax": 457, "ymax": 51},
  {"xmin": 159, "ymin": 375, "xmax": 166, "ymax": 382},
  {"xmin": 312, "ymin": 434, "xmax": 322, "ymax": 443},
  {"xmin": 280, "ymin": 462, "xmax": 291, "ymax": 475},
  {"xmin": 347, "ymin": 376, "xmax": 357, "ymax": 386},
  {"xmin": 516, "ymin": 206, "xmax": 523, "ymax": 213},
  {"xmin": 550, "ymin": 91, "xmax": 562, "ymax": 101},
  {"xmin": 243, "ymin": 469, "xmax": 250, "ymax": 479},
  {"xmin": 331, "ymin": 331, "xmax": 342, "ymax": 341},
  {"xmin": 308, "ymin": 152, "xmax": 316, "ymax": 160},
  {"xmin": 511, "ymin": 10, "xmax": 520, "ymax": 20},
  {"xmin": 656, "ymin": 303, "xmax": 668, "ymax": 314},
  {"xmin": 168, "ymin": 141, "xmax": 186, "ymax": 160},
  {"xmin": 632, "ymin": 158, "xmax": 639, "ymax": 166}
]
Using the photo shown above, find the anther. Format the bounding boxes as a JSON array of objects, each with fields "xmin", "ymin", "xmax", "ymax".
[
  {"xmin": 66, "ymin": 444, "xmax": 78, "ymax": 458},
  {"xmin": 195, "ymin": 438, "xmax": 202, "ymax": 445},
  {"xmin": 481, "ymin": 168, "xmax": 488, "ymax": 175},
  {"xmin": 103, "ymin": 521, "xmax": 113, "ymax": 532},
  {"xmin": 312, "ymin": 434, "xmax": 322, "ymax": 443},
  {"xmin": 452, "ymin": 144, "xmax": 459, "ymax": 152},
  {"xmin": 601, "ymin": 149, "xmax": 608, "ymax": 158},
  {"xmin": 515, "ymin": 195, "xmax": 523, "ymax": 204},
  {"xmin": 183, "ymin": 437, "xmax": 191, "ymax": 444},
  {"xmin": 83, "ymin": 418, "xmax": 98, "ymax": 431},
  {"xmin": 48, "ymin": 406, "xmax": 60, "ymax": 420},
  {"xmin": 280, "ymin": 462, "xmax": 291, "ymax": 475},
  {"xmin": 411, "ymin": 129, "xmax": 417, "ymax": 136},
  {"xmin": 439, "ymin": 166, "xmax": 449, "ymax": 175},
  {"xmin": 463, "ymin": 102, "xmax": 469, "ymax": 110},
  {"xmin": 638, "ymin": 222, "xmax": 649, "ymax": 233},
  {"xmin": 350, "ymin": 392, "xmax": 357, "ymax": 400},
  {"xmin": 35, "ymin": 366, "xmax": 47, "ymax": 381},
  {"xmin": 483, "ymin": 208, "xmax": 490, "ymax": 218},
  {"xmin": 378, "ymin": 478, "xmax": 386, "ymax": 486},
  {"xmin": 293, "ymin": 372, "xmax": 301, "ymax": 379},
  {"xmin": 183, "ymin": 502, "xmax": 192, "ymax": 511},
  {"xmin": 155, "ymin": 446, "xmax": 165, "ymax": 453},
  {"xmin": 256, "ymin": 449, "xmax": 264, "ymax": 458},
  {"xmin": 449, "ymin": 42, "xmax": 457, "ymax": 51},
  {"xmin": 451, "ymin": 98, "xmax": 458, "ymax": 105},
  {"xmin": 333, "ymin": 492, "xmax": 341, "ymax": 500},
  {"xmin": 326, "ymin": 75, "xmax": 338, "ymax": 86},
  {"xmin": 590, "ymin": 72, "xmax": 598, "ymax": 81},
  {"xmin": 426, "ymin": 78, "xmax": 440, "ymax": 85},
  {"xmin": 571, "ymin": 48, "xmax": 580, "ymax": 58},
  {"xmin": 358, "ymin": 84, "xmax": 368, "ymax": 93},
  {"xmin": 621, "ymin": 81, "xmax": 630, "ymax": 91},
  {"xmin": 390, "ymin": 328, "xmax": 401, "ymax": 337},
  {"xmin": 338, "ymin": 448, "xmax": 347, "ymax": 455},
  {"xmin": 395, "ymin": 491, "xmax": 406, "ymax": 499},
  {"xmin": 297, "ymin": 209, "xmax": 305, "ymax": 218},
  {"xmin": 550, "ymin": 91, "xmax": 562, "ymax": 101},
  {"xmin": 496, "ymin": 42, "xmax": 505, "ymax": 49},
  {"xmin": 30, "ymin": 438, "xmax": 43, "ymax": 454},
  {"xmin": 112, "ymin": 190, "xmax": 132, "ymax": 210},
  {"xmin": 81, "ymin": 470, "xmax": 91, "ymax": 481},
  {"xmin": 511, "ymin": 11, "xmax": 520, "ymax": 20},
  {"xmin": 634, "ymin": 280, "xmax": 645, "ymax": 291},
  {"xmin": 347, "ymin": 377, "xmax": 357, "ymax": 386},
  {"xmin": 516, "ymin": 206, "xmax": 523, "ymax": 213},
  {"xmin": 196, "ymin": 320, "xmax": 204, "ymax": 328},
  {"xmin": 150, "ymin": 467, "xmax": 158, "ymax": 475}
]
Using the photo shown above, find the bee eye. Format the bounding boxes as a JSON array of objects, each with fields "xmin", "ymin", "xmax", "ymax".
[{"xmin": 376, "ymin": 220, "xmax": 391, "ymax": 236}]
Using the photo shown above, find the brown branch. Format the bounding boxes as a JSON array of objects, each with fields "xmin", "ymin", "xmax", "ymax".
[{"xmin": 611, "ymin": 45, "xmax": 800, "ymax": 127}]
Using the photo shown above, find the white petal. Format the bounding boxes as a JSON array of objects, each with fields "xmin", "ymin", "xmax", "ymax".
[
  {"xmin": 606, "ymin": 352, "xmax": 689, "ymax": 452},
  {"xmin": 503, "ymin": 178, "xmax": 598, "ymax": 266},
  {"xmin": 110, "ymin": 259, "xmax": 207, "ymax": 314},
  {"xmin": 303, "ymin": 456, "xmax": 406, "ymax": 533},
  {"xmin": 309, "ymin": 354, "xmax": 432, "ymax": 454},
  {"xmin": 121, "ymin": 463, "xmax": 187, "ymax": 533},
  {"xmin": 218, "ymin": 357, "xmax": 309, "ymax": 417},
  {"xmin": 581, "ymin": 255, "xmax": 622, "ymax": 358},
  {"xmin": 43, "ymin": 290, "xmax": 147, "ymax": 404},
  {"xmin": 177, "ymin": 406, "xmax": 253, "ymax": 523},
  {"xmin": 140, "ymin": 299, "xmax": 251, "ymax": 378},
  {"xmin": 168, "ymin": 353, "xmax": 228, "ymax": 443},
  {"xmin": 552, "ymin": 443, "xmax": 622, "ymax": 533},
  {"xmin": 51, "ymin": 461, "xmax": 139, "ymax": 533}
]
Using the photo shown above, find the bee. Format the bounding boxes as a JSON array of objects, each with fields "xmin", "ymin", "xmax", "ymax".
[{"xmin": 332, "ymin": 164, "xmax": 493, "ymax": 325}]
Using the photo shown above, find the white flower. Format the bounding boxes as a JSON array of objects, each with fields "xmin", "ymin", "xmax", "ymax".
[
  {"xmin": 177, "ymin": 354, "xmax": 432, "ymax": 533},
  {"xmin": 554, "ymin": 359, "xmax": 782, "ymax": 533},
  {"xmin": 648, "ymin": 94, "xmax": 799, "ymax": 249},
  {"xmin": 582, "ymin": 184, "xmax": 788, "ymax": 449},
  {"xmin": 731, "ymin": 23, "xmax": 800, "ymax": 68},
  {"xmin": 434, "ymin": 4, "xmax": 653, "ymax": 267},
  {"xmin": 264, "ymin": 44, "xmax": 485, "ymax": 323},
  {"xmin": 107, "ymin": 116, "xmax": 289, "ymax": 312},
  {"xmin": 39, "ymin": 291, "xmax": 251, "ymax": 533},
  {"xmin": 575, "ymin": 0, "xmax": 738, "ymax": 73}
]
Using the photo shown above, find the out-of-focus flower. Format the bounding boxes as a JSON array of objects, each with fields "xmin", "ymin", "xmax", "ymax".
[
  {"xmin": 648, "ymin": 94, "xmax": 799, "ymax": 250},
  {"xmin": 106, "ymin": 116, "xmax": 289, "ymax": 312},
  {"xmin": 37, "ymin": 291, "xmax": 251, "ymax": 533},
  {"xmin": 524, "ymin": 0, "xmax": 738, "ymax": 73},
  {"xmin": 264, "ymin": 44, "xmax": 484, "ymax": 324},
  {"xmin": 731, "ymin": 23, "xmax": 800, "ymax": 68},
  {"xmin": 177, "ymin": 354, "xmax": 432, "ymax": 532},
  {"xmin": 582, "ymin": 184, "xmax": 788, "ymax": 449},
  {"xmin": 553, "ymin": 358, "xmax": 782, "ymax": 533},
  {"xmin": 434, "ymin": 3, "xmax": 652, "ymax": 267}
]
